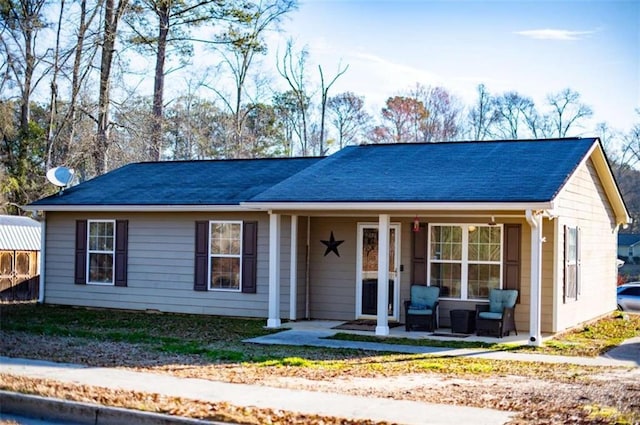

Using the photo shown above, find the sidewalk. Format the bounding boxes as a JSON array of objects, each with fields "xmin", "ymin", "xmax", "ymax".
[
  {"xmin": 0, "ymin": 356, "xmax": 513, "ymax": 425},
  {"xmin": 1, "ymin": 329, "xmax": 636, "ymax": 425}
]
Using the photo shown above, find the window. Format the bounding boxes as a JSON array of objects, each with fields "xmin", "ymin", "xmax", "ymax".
[
  {"xmin": 619, "ymin": 287, "xmax": 640, "ymax": 296},
  {"xmin": 428, "ymin": 224, "xmax": 502, "ymax": 300},
  {"xmin": 209, "ymin": 221, "xmax": 242, "ymax": 291},
  {"xmin": 75, "ymin": 220, "xmax": 128, "ymax": 287},
  {"xmin": 564, "ymin": 226, "xmax": 579, "ymax": 302},
  {"xmin": 194, "ymin": 220, "xmax": 257, "ymax": 293},
  {"xmin": 87, "ymin": 220, "xmax": 115, "ymax": 284}
]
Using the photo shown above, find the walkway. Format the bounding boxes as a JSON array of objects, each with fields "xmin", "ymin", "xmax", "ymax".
[
  {"xmin": 0, "ymin": 356, "xmax": 513, "ymax": 425},
  {"xmin": 245, "ymin": 322, "xmax": 639, "ymax": 368}
]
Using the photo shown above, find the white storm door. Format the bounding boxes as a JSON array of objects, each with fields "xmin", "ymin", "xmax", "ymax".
[{"xmin": 356, "ymin": 223, "xmax": 400, "ymax": 320}]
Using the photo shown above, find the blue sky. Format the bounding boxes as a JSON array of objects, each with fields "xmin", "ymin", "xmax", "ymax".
[{"xmin": 271, "ymin": 0, "xmax": 639, "ymax": 133}]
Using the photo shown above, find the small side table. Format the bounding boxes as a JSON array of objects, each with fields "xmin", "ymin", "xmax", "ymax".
[{"xmin": 450, "ymin": 309, "xmax": 475, "ymax": 334}]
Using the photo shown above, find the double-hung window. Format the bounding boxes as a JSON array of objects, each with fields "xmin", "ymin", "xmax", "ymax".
[
  {"xmin": 87, "ymin": 220, "xmax": 115, "ymax": 284},
  {"xmin": 194, "ymin": 220, "xmax": 257, "ymax": 293},
  {"xmin": 209, "ymin": 221, "xmax": 242, "ymax": 291},
  {"xmin": 75, "ymin": 219, "xmax": 127, "ymax": 286},
  {"xmin": 429, "ymin": 224, "xmax": 502, "ymax": 300}
]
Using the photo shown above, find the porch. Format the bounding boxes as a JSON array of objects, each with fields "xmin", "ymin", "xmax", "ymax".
[
  {"xmin": 265, "ymin": 211, "xmax": 548, "ymax": 346},
  {"xmin": 278, "ymin": 319, "xmax": 543, "ymax": 346}
]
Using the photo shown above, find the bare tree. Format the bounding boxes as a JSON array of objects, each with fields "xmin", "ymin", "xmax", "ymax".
[
  {"xmin": 411, "ymin": 84, "xmax": 462, "ymax": 142},
  {"xmin": 273, "ymin": 89, "xmax": 306, "ymax": 156},
  {"xmin": 327, "ymin": 91, "xmax": 370, "ymax": 150},
  {"xmin": 317, "ymin": 63, "xmax": 348, "ymax": 154},
  {"xmin": 493, "ymin": 91, "xmax": 535, "ymax": 139},
  {"xmin": 619, "ymin": 111, "xmax": 640, "ymax": 171},
  {"xmin": 379, "ymin": 95, "xmax": 428, "ymax": 143},
  {"xmin": 54, "ymin": 0, "xmax": 103, "ymax": 167},
  {"xmin": 546, "ymin": 88, "xmax": 593, "ymax": 138},
  {"xmin": 211, "ymin": 0, "xmax": 296, "ymax": 158},
  {"xmin": 522, "ymin": 101, "xmax": 552, "ymax": 139},
  {"xmin": 95, "ymin": 0, "xmax": 129, "ymax": 175},
  {"xmin": 466, "ymin": 84, "xmax": 499, "ymax": 140},
  {"xmin": 276, "ymin": 39, "xmax": 311, "ymax": 155}
]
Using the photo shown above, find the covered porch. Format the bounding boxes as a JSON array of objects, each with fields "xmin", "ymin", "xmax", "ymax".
[{"xmin": 262, "ymin": 208, "xmax": 551, "ymax": 346}]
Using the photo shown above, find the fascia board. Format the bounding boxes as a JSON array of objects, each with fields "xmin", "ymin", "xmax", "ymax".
[
  {"xmin": 240, "ymin": 201, "xmax": 554, "ymax": 211},
  {"xmin": 556, "ymin": 140, "xmax": 631, "ymax": 226},
  {"xmin": 22, "ymin": 204, "xmax": 252, "ymax": 213}
]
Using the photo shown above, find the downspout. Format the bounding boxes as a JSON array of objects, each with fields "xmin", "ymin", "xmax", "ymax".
[
  {"xmin": 305, "ymin": 216, "xmax": 311, "ymax": 319},
  {"xmin": 525, "ymin": 209, "xmax": 543, "ymax": 346},
  {"xmin": 37, "ymin": 212, "xmax": 46, "ymax": 304},
  {"xmin": 289, "ymin": 215, "xmax": 298, "ymax": 321}
]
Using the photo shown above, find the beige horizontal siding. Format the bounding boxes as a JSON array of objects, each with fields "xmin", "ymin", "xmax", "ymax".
[
  {"xmin": 553, "ymin": 158, "xmax": 619, "ymax": 332},
  {"xmin": 43, "ymin": 211, "xmax": 290, "ymax": 319}
]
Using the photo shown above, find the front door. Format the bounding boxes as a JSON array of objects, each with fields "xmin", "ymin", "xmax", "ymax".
[{"xmin": 356, "ymin": 223, "xmax": 400, "ymax": 320}]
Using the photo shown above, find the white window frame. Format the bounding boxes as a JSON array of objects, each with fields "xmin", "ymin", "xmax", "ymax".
[
  {"xmin": 427, "ymin": 223, "xmax": 503, "ymax": 301},
  {"xmin": 208, "ymin": 220, "xmax": 243, "ymax": 292},
  {"xmin": 86, "ymin": 219, "xmax": 116, "ymax": 285}
]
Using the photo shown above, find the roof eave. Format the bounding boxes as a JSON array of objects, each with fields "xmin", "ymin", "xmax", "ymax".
[
  {"xmin": 241, "ymin": 201, "xmax": 555, "ymax": 212},
  {"xmin": 555, "ymin": 140, "xmax": 631, "ymax": 226},
  {"xmin": 25, "ymin": 201, "xmax": 557, "ymax": 213},
  {"xmin": 22, "ymin": 204, "xmax": 251, "ymax": 212}
]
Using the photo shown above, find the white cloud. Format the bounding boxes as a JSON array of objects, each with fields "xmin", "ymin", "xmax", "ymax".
[{"xmin": 515, "ymin": 29, "xmax": 596, "ymax": 41}]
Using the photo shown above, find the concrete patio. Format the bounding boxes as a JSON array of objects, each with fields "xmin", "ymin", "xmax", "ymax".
[{"xmin": 277, "ymin": 319, "xmax": 547, "ymax": 346}]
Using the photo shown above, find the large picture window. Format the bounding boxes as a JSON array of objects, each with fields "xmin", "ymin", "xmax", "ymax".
[
  {"xmin": 429, "ymin": 224, "xmax": 502, "ymax": 300},
  {"xmin": 209, "ymin": 221, "xmax": 242, "ymax": 291},
  {"xmin": 87, "ymin": 220, "xmax": 115, "ymax": 284}
]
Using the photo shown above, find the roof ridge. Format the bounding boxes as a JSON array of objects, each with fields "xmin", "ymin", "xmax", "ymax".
[
  {"xmin": 129, "ymin": 156, "xmax": 325, "ymax": 166},
  {"xmin": 354, "ymin": 137, "xmax": 595, "ymax": 149}
]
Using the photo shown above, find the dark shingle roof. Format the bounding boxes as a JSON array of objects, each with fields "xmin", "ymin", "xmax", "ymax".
[
  {"xmin": 30, "ymin": 138, "xmax": 600, "ymax": 208},
  {"xmin": 31, "ymin": 158, "xmax": 322, "ymax": 206},
  {"xmin": 250, "ymin": 138, "xmax": 597, "ymax": 203}
]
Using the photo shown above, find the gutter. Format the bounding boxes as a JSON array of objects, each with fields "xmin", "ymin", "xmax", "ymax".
[
  {"xmin": 37, "ymin": 212, "xmax": 46, "ymax": 304},
  {"xmin": 22, "ymin": 204, "xmax": 252, "ymax": 213},
  {"xmin": 242, "ymin": 201, "xmax": 554, "ymax": 212}
]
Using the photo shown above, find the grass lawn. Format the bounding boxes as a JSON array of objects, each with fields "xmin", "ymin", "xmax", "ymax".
[
  {"xmin": 1, "ymin": 303, "xmax": 639, "ymax": 425},
  {"xmin": 1, "ymin": 303, "xmax": 639, "ymax": 362}
]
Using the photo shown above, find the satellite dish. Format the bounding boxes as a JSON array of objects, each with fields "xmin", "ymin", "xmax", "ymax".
[{"xmin": 46, "ymin": 166, "xmax": 75, "ymax": 188}]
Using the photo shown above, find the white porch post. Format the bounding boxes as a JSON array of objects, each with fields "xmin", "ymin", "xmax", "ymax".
[
  {"xmin": 376, "ymin": 214, "xmax": 390, "ymax": 336},
  {"xmin": 267, "ymin": 212, "xmax": 281, "ymax": 328},
  {"xmin": 289, "ymin": 215, "xmax": 298, "ymax": 321},
  {"xmin": 526, "ymin": 210, "xmax": 543, "ymax": 346}
]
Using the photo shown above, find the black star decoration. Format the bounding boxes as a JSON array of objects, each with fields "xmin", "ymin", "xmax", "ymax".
[{"xmin": 321, "ymin": 231, "xmax": 344, "ymax": 257}]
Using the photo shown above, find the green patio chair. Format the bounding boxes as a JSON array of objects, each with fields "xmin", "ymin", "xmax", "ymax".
[
  {"xmin": 404, "ymin": 285, "xmax": 440, "ymax": 332},
  {"xmin": 475, "ymin": 288, "xmax": 518, "ymax": 337}
]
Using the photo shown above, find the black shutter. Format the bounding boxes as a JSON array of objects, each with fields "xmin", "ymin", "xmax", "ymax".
[
  {"xmin": 411, "ymin": 223, "xmax": 427, "ymax": 285},
  {"xmin": 242, "ymin": 221, "xmax": 258, "ymax": 294},
  {"xmin": 194, "ymin": 221, "xmax": 209, "ymax": 291},
  {"xmin": 114, "ymin": 220, "xmax": 128, "ymax": 287},
  {"xmin": 503, "ymin": 224, "xmax": 521, "ymax": 303},
  {"xmin": 75, "ymin": 220, "xmax": 87, "ymax": 284}
]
